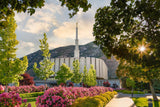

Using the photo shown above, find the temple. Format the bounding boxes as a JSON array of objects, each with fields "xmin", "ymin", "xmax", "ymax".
[
  {"xmin": 50, "ymin": 23, "xmax": 109, "ymax": 86},
  {"xmin": 74, "ymin": 23, "xmax": 80, "ymax": 59}
]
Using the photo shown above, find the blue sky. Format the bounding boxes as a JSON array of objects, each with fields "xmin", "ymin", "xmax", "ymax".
[{"xmin": 15, "ymin": 0, "xmax": 111, "ymax": 58}]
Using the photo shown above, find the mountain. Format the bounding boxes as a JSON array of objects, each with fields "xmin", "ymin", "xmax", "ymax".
[{"xmin": 24, "ymin": 42, "xmax": 119, "ymax": 80}]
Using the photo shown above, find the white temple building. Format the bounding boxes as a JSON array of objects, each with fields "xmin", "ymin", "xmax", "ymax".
[{"xmin": 51, "ymin": 23, "xmax": 109, "ymax": 85}]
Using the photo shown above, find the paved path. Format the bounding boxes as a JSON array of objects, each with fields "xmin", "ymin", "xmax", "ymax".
[
  {"xmin": 106, "ymin": 93, "xmax": 136, "ymax": 107},
  {"xmin": 106, "ymin": 93, "xmax": 160, "ymax": 107}
]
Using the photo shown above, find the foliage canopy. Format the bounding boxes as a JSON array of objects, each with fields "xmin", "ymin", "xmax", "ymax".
[
  {"xmin": 33, "ymin": 33, "xmax": 54, "ymax": 80},
  {"xmin": 71, "ymin": 60, "xmax": 83, "ymax": 84},
  {"xmin": 0, "ymin": 15, "xmax": 28, "ymax": 87},
  {"xmin": 55, "ymin": 63, "xmax": 73, "ymax": 85}
]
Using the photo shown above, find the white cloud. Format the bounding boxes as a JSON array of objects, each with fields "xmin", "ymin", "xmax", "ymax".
[
  {"xmin": 14, "ymin": 0, "xmax": 109, "ymax": 57},
  {"xmin": 53, "ymin": 20, "xmax": 94, "ymax": 40},
  {"xmin": 14, "ymin": 12, "xmax": 28, "ymax": 23},
  {"xmin": 23, "ymin": 18, "xmax": 51, "ymax": 34},
  {"xmin": 16, "ymin": 2, "xmax": 63, "ymax": 34},
  {"xmin": 52, "ymin": 8, "xmax": 95, "ymax": 46},
  {"xmin": 16, "ymin": 41, "xmax": 36, "ymax": 58}
]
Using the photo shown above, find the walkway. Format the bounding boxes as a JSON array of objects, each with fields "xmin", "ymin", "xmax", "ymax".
[
  {"xmin": 106, "ymin": 93, "xmax": 160, "ymax": 107},
  {"xmin": 106, "ymin": 93, "xmax": 136, "ymax": 107}
]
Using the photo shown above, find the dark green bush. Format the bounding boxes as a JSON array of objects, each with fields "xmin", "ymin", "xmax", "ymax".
[{"xmin": 20, "ymin": 92, "xmax": 44, "ymax": 98}]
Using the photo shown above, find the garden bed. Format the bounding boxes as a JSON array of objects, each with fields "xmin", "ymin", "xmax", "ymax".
[{"xmin": 0, "ymin": 86, "xmax": 116, "ymax": 107}]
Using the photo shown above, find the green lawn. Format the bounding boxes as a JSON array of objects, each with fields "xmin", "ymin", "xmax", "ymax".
[
  {"xmin": 116, "ymin": 90, "xmax": 144, "ymax": 94},
  {"xmin": 132, "ymin": 97, "xmax": 160, "ymax": 107},
  {"xmin": 19, "ymin": 92, "xmax": 44, "ymax": 107},
  {"xmin": 21, "ymin": 97, "xmax": 37, "ymax": 107}
]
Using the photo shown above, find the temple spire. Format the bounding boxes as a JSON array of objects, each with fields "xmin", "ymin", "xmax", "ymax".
[{"xmin": 74, "ymin": 22, "xmax": 80, "ymax": 59}]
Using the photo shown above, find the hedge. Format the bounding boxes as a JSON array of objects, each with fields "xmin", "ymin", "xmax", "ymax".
[
  {"xmin": 20, "ymin": 92, "xmax": 44, "ymax": 98},
  {"xmin": 71, "ymin": 91, "xmax": 117, "ymax": 107}
]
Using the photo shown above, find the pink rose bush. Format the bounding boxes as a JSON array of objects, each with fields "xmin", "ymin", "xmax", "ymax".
[
  {"xmin": 36, "ymin": 86, "xmax": 113, "ymax": 107},
  {"xmin": 0, "ymin": 92, "xmax": 22, "ymax": 107},
  {"xmin": 8, "ymin": 85, "xmax": 47, "ymax": 94},
  {"xmin": 0, "ymin": 85, "xmax": 4, "ymax": 93}
]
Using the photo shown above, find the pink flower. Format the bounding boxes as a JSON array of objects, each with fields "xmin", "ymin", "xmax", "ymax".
[
  {"xmin": 23, "ymin": 99, "xmax": 27, "ymax": 103},
  {"xmin": 27, "ymin": 103, "xmax": 31, "ymax": 107},
  {"xmin": 0, "ymin": 85, "xmax": 4, "ymax": 91}
]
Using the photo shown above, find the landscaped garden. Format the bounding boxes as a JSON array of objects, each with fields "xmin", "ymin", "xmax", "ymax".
[{"xmin": 0, "ymin": 85, "xmax": 117, "ymax": 107}]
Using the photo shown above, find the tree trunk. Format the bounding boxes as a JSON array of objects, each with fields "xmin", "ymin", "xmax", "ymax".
[
  {"xmin": 5, "ymin": 84, "xmax": 8, "ymax": 92},
  {"xmin": 119, "ymin": 78, "xmax": 122, "ymax": 88},
  {"xmin": 44, "ymin": 80, "xmax": 47, "ymax": 92},
  {"xmin": 131, "ymin": 86, "xmax": 134, "ymax": 97},
  {"xmin": 149, "ymin": 81, "xmax": 158, "ymax": 101}
]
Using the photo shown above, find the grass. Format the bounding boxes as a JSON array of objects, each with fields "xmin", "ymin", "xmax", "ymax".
[
  {"xmin": 132, "ymin": 97, "xmax": 160, "ymax": 107},
  {"xmin": 21, "ymin": 97, "xmax": 37, "ymax": 107},
  {"xmin": 132, "ymin": 98, "xmax": 148, "ymax": 106},
  {"xmin": 20, "ymin": 92, "xmax": 44, "ymax": 107},
  {"xmin": 116, "ymin": 90, "xmax": 144, "ymax": 94}
]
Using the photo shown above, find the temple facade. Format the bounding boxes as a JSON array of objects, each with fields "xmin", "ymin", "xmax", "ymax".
[{"xmin": 50, "ymin": 23, "xmax": 109, "ymax": 85}]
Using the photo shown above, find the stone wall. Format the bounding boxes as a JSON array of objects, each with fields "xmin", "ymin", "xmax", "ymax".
[{"xmin": 51, "ymin": 57, "xmax": 108, "ymax": 80}]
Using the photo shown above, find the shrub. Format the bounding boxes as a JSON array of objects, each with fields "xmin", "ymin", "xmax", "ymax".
[
  {"xmin": 36, "ymin": 95, "xmax": 71, "ymax": 107},
  {"xmin": 60, "ymin": 83, "xmax": 66, "ymax": 87},
  {"xmin": 103, "ymin": 81, "xmax": 111, "ymax": 87},
  {"xmin": 0, "ymin": 92, "xmax": 22, "ymax": 107},
  {"xmin": 72, "ymin": 91, "xmax": 117, "ymax": 107},
  {"xmin": 0, "ymin": 85, "xmax": 4, "ymax": 94},
  {"xmin": 71, "ymin": 97, "xmax": 104, "ymax": 107},
  {"xmin": 36, "ymin": 86, "xmax": 114, "ymax": 106},
  {"xmin": 68, "ymin": 82, "xmax": 74, "ymax": 87},
  {"xmin": 93, "ymin": 95, "xmax": 108, "ymax": 105},
  {"xmin": 8, "ymin": 85, "xmax": 47, "ymax": 94},
  {"xmin": 19, "ymin": 73, "xmax": 35, "ymax": 86}
]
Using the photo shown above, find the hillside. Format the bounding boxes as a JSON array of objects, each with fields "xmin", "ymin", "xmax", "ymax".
[{"xmin": 24, "ymin": 42, "xmax": 119, "ymax": 79}]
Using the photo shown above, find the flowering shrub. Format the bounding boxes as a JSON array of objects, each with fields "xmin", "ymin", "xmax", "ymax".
[
  {"xmin": 68, "ymin": 82, "xmax": 74, "ymax": 87},
  {"xmin": 0, "ymin": 85, "xmax": 4, "ymax": 94},
  {"xmin": 36, "ymin": 86, "xmax": 113, "ymax": 107},
  {"xmin": 0, "ymin": 92, "xmax": 22, "ymax": 107},
  {"xmin": 36, "ymin": 95, "xmax": 70, "ymax": 107},
  {"xmin": 7, "ymin": 85, "xmax": 47, "ymax": 94},
  {"xmin": 60, "ymin": 83, "xmax": 66, "ymax": 87},
  {"xmin": 103, "ymin": 81, "xmax": 111, "ymax": 87}
]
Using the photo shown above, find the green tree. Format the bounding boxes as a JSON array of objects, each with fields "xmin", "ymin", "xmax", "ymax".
[
  {"xmin": 86, "ymin": 64, "xmax": 97, "ymax": 86},
  {"xmin": 33, "ymin": 33, "xmax": 54, "ymax": 90},
  {"xmin": 0, "ymin": 15, "xmax": 28, "ymax": 92},
  {"xmin": 0, "ymin": 0, "xmax": 45, "ymax": 29},
  {"xmin": 0, "ymin": 0, "xmax": 91, "ymax": 29},
  {"xmin": 93, "ymin": 0, "xmax": 160, "ymax": 101},
  {"xmin": 71, "ymin": 60, "xmax": 83, "ymax": 85},
  {"xmin": 82, "ymin": 66, "xmax": 88, "ymax": 85},
  {"xmin": 55, "ymin": 63, "xmax": 73, "ymax": 85},
  {"xmin": 126, "ymin": 78, "xmax": 135, "ymax": 97}
]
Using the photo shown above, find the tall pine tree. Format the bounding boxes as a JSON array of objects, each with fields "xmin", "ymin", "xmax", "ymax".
[
  {"xmin": 71, "ymin": 60, "xmax": 83, "ymax": 85},
  {"xmin": 33, "ymin": 33, "xmax": 54, "ymax": 90},
  {"xmin": 0, "ymin": 14, "xmax": 28, "ymax": 92}
]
